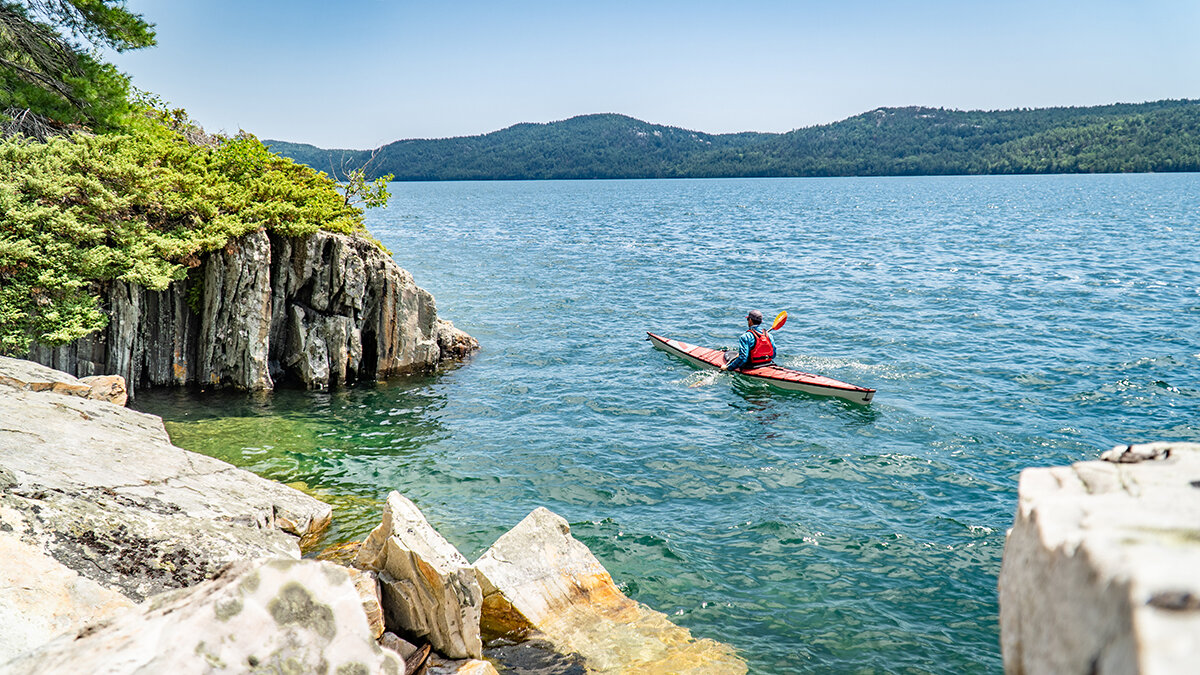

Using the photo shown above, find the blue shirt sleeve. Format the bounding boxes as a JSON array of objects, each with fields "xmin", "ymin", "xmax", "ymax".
[{"xmin": 724, "ymin": 330, "xmax": 756, "ymax": 370}]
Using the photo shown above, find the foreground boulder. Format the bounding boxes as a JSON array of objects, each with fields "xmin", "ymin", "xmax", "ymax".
[
  {"xmin": 25, "ymin": 229, "xmax": 477, "ymax": 398},
  {"xmin": 999, "ymin": 442, "xmax": 1200, "ymax": 675},
  {"xmin": 356, "ymin": 491, "xmax": 483, "ymax": 659},
  {"xmin": 0, "ymin": 360, "xmax": 333, "ymax": 660},
  {"xmin": 474, "ymin": 507, "xmax": 747, "ymax": 674},
  {"xmin": 2, "ymin": 559, "xmax": 403, "ymax": 674}
]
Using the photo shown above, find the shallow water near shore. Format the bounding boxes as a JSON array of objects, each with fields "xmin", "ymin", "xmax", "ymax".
[{"xmin": 134, "ymin": 174, "xmax": 1200, "ymax": 673}]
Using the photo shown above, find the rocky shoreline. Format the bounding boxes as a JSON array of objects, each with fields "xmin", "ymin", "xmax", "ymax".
[
  {"xmin": 6, "ymin": 353, "xmax": 1200, "ymax": 672},
  {"xmin": 0, "ymin": 357, "xmax": 746, "ymax": 674}
]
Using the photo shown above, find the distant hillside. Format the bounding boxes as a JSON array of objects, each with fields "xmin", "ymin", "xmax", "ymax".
[{"xmin": 265, "ymin": 101, "xmax": 1200, "ymax": 181}]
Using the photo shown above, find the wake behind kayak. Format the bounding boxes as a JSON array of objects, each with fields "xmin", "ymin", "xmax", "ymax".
[{"xmin": 647, "ymin": 332, "xmax": 876, "ymax": 405}]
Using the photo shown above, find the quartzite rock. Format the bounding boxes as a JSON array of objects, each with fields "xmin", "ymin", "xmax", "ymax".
[
  {"xmin": 0, "ymin": 357, "xmax": 126, "ymax": 406},
  {"xmin": 25, "ymin": 229, "xmax": 476, "ymax": 399},
  {"xmin": 998, "ymin": 442, "xmax": 1200, "ymax": 675},
  {"xmin": 0, "ymin": 363, "xmax": 332, "ymax": 629},
  {"xmin": 355, "ymin": 491, "xmax": 483, "ymax": 659},
  {"xmin": 2, "ymin": 559, "xmax": 403, "ymax": 675},
  {"xmin": 473, "ymin": 507, "xmax": 747, "ymax": 674},
  {"xmin": 347, "ymin": 567, "xmax": 387, "ymax": 640},
  {"xmin": 427, "ymin": 657, "xmax": 500, "ymax": 675},
  {"xmin": 0, "ymin": 532, "xmax": 134, "ymax": 661},
  {"xmin": 76, "ymin": 375, "xmax": 127, "ymax": 406}
]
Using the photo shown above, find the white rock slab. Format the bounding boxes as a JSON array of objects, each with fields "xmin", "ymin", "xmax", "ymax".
[
  {"xmin": 1, "ymin": 559, "xmax": 403, "ymax": 675},
  {"xmin": 356, "ymin": 491, "xmax": 483, "ymax": 659},
  {"xmin": 473, "ymin": 507, "xmax": 746, "ymax": 674},
  {"xmin": 0, "ymin": 532, "xmax": 134, "ymax": 660},
  {"xmin": 0, "ymin": 362, "xmax": 333, "ymax": 646},
  {"xmin": 347, "ymin": 567, "xmax": 386, "ymax": 640},
  {"xmin": 999, "ymin": 442, "xmax": 1200, "ymax": 675}
]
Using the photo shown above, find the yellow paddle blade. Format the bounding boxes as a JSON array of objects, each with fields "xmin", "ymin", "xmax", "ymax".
[{"xmin": 771, "ymin": 311, "xmax": 788, "ymax": 331}]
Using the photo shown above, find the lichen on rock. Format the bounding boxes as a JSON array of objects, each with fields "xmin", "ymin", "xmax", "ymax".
[
  {"xmin": 0, "ymin": 360, "xmax": 333, "ymax": 619},
  {"xmin": 2, "ymin": 559, "xmax": 403, "ymax": 675}
]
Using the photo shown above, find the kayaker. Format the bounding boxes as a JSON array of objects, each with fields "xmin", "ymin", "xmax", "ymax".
[{"xmin": 721, "ymin": 310, "xmax": 775, "ymax": 371}]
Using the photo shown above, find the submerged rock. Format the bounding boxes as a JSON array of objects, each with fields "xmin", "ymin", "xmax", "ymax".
[
  {"xmin": 25, "ymin": 229, "xmax": 477, "ymax": 398},
  {"xmin": 2, "ymin": 559, "xmax": 403, "ymax": 674},
  {"xmin": 355, "ymin": 491, "xmax": 484, "ymax": 659},
  {"xmin": 998, "ymin": 442, "xmax": 1200, "ymax": 675},
  {"xmin": 473, "ymin": 507, "xmax": 747, "ymax": 674}
]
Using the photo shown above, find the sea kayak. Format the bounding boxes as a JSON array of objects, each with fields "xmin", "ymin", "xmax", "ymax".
[{"xmin": 647, "ymin": 332, "xmax": 876, "ymax": 404}]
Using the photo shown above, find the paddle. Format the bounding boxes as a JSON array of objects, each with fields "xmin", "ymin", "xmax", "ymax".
[{"xmin": 769, "ymin": 311, "xmax": 788, "ymax": 332}]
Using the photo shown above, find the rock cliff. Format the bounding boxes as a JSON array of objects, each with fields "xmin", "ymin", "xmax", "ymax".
[
  {"xmin": 26, "ymin": 229, "xmax": 477, "ymax": 399},
  {"xmin": 998, "ymin": 442, "xmax": 1200, "ymax": 675}
]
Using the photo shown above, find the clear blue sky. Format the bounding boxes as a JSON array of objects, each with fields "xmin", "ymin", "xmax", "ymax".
[{"xmin": 108, "ymin": 0, "xmax": 1200, "ymax": 149}]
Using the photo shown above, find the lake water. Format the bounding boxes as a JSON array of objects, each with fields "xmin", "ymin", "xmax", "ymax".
[{"xmin": 134, "ymin": 174, "xmax": 1200, "ymax": 673}]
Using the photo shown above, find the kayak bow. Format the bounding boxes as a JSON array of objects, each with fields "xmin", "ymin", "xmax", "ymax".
[{"xmin": 647, "ymin": 332, "xmax": 876, "ymax": 404}]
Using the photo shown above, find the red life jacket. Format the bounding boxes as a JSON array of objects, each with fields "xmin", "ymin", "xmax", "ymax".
[{"xmin": 748, "ymin": 328, "xmax": 774, "ymax": 366}]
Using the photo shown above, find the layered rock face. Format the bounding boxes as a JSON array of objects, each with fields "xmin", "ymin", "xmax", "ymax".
[
  {"xmin": 26, "ymin": 229, "xmax": 477, "ymax": 398},
  {"xmin": 998, "ymin": 442, "xmax": 1200, "ymax": 675}
]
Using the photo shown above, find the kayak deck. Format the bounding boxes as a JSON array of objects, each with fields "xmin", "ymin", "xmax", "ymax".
[{"xmin": 647, "ymin": 332, "xmax": 876, "ymax": 405}]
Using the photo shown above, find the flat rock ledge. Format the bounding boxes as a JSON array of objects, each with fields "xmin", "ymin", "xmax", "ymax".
[
  {"xmin": 0, "ymin": 358, "xmax": 333, "ymax": 661},
  {"xmin": 0, "ymin": 356, "xmax": 127, "ymax": 406},
  {"xmin": 998, "ymin": 442, "xmax": 1200, "ymax": 675}
]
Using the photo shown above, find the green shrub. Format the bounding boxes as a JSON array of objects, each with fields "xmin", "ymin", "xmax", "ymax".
[{"xmin": 0, "ymin": 113, "xmax": 374, "ymax": 355}]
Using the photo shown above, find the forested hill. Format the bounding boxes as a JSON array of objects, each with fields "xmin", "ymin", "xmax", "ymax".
[{"xmin": 266, "ymin": 100, "xmax": 1200, "ymax": 181}]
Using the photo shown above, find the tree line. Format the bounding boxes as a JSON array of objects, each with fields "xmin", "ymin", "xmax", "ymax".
[{"xmin": 267, "ymin": 102, "xmax": 1200, "ymax": 181}]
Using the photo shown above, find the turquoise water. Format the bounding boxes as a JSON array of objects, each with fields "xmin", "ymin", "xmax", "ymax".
[{"xmin": 135, "ymin": 175, "xmax": 1200, "ymax": 673}]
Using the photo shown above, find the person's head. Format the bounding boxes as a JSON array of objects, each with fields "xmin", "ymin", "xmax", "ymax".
[{"xmin": 746, "ymin": 310, "xmax": 763, "ymax": 326}]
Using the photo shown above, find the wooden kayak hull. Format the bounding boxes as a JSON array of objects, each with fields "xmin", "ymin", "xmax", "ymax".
[{"xmin": 647, "ymin": 332, "xmax": 876, "ymax": 405}]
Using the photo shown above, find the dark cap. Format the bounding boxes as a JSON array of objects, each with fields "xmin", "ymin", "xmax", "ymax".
[{"xmin": 746, "ymin": 310, "xmax": 763, "ymax": 324}]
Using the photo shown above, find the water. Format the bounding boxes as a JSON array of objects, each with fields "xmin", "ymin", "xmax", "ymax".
[{"xmin": 134, "ymin": 174, "xmax": 1200, "ymax": 673}]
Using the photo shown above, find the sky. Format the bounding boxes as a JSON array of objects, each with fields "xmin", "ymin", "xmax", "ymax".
[{"xmin": 107, "ymin": 0, "xmax": 1200, "ymax": 149}]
